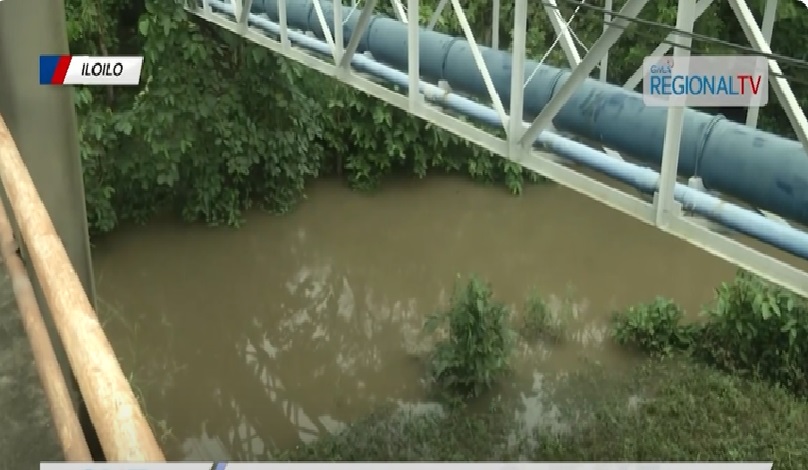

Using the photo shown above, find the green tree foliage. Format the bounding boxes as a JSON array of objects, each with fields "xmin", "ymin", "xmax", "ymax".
[
  {"xmin": 70, "ymin": 0, "xmax": 325, "ymax": 233},
  {"xmin": 611, "ymin": 270, "xmax": 808, "ymax": 396},
  {"xmin": 66, "ymin": 0, "xmax": 808, "ymax": 234}
]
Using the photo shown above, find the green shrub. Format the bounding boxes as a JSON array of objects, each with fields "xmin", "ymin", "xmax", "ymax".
[
  {"xmin": 695, "ymin": 270, "xmax": 808, "ymax": 395},
  {"xmin": 611, "ymin": 271, "xmax": 808, "ymax": 396},
  {"xmin": 611, "ymin": 297, "xmax": 694, "ymax": 356},
  {"xmin": 424, "ymin": 276, "xmax": 515, "ymax": 399},
  {"xmin": 521, "ymin": 292, "xmax": 565, "ymax": 342},
  {"xmin": 279, "ymin": 360, "xmax": 808, "ymax": 467}
]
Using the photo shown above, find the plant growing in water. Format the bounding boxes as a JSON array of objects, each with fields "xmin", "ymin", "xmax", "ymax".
[
  {"xmin": 695, "ymin": 270, "xmax": 808, "ymax": 394},
  {"xmin": 424, "ymin": 276, "xmax": 515, "ymax": 399},
  {"xmin": 521, "ymin": 292, "xmax": 565, "ymax": 342},
  {"xmin": 611, "ymin": 297, "xmax": 693, "ymax": 356},
  {"xmin": 610, "ymin": 270, "xmax": 808, "ymax": 395}
]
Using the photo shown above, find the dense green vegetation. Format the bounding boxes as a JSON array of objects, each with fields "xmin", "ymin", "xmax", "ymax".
[
  {"xmin": 67, "ymin": 0, "xmax": 808, "ymax": 235},
  {"xmin": 67, "ymin": 0, "xmax": 808, "ymax": 464},
  {"xmin": 614, "ymin": 270, "xmax": 808, "ymax": 396},
  {"xmin": 279, "ymin": 361, "xmax": 808, "ymax": 466},
  {"xmin": 271, "ymin": 273, "xmax": 808, "ymax": 466}
]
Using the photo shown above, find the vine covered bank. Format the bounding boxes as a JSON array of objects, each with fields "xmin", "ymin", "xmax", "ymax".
[{"xmin": 67, "ymin": 0, "xmax": 808, "ymax": 234}]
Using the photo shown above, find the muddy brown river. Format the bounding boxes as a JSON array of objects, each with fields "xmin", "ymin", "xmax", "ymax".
[{"xmin": 91, "ymin": 176, "xmax": 800, "ymax": 461}]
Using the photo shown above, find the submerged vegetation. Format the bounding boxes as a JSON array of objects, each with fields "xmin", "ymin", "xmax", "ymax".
[
  {"xmin": 269, "ymin": 271, "xmax": 808, "ymax": 465},
  {"xmin": 424, "ymin": 277, "xmax": 515, "ymax": 399},
  {"xmin": 280, "ymin": 360, "xmax": 808, "ymax": 466},
  {"xmin": 612, "ymin": 270, "xmax": 808, "ymax": 397}
]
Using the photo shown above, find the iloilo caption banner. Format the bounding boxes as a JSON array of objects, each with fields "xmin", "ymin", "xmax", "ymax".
[{"xmin": 40, "ymin": 463, "xmax": 774, "ymax": 470}]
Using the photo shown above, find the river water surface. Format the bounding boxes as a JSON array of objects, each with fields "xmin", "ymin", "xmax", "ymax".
[{"xmin": 91, "ymin": 176, "xmax": 804, "ymax": 461}]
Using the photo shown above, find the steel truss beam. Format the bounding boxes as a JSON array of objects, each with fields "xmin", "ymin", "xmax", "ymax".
[
  {"xmin": 624, "ymin": 0, "xmax": 808, "ymax": 155},
  {"xmin": 449, "ymin": 0, "xmax": 509, "ymax": 131},
  {"xmin": 744, "ymin": 0, "xmax": 778, "ymax": 129},
  {"xmin": 519, "ymin": 0, "xmax": 651, "ymax": 147},
  {"xmin": 540, "ymin": 0, "xmax": 624, "ymax": 160},
  {"xmin": 508, "ymin": 0, "xmax": 527, "ymax": 152},
  {"xmin": 745, "ymin": 0, "xmax": 778, "ymax": 129},
  {"xmin": 622, "ymin": 0, "xmax": 798, "ymax": 227},
  {"xmin": 727, "ymin": 0, "xmax": 808, "ymax": 155},
  {"xmin": 407, "ymin": 0, "xmax": 420, "ymax": 106},
  {"xmin": 390, "ymin": 0, "xmax": 408, "ymax": 22},
  {"xmin": 185, "ymin": 0, "xmax": 808, "ymax": 298},
  {"xmin": 426, "ymin": 0, "xmax": 449, "ymax": 30},
  {"xmin": 543, "ymin": 0, "xmax": 582, "ymax": 68},
  {"xmin": 340, "ymin": 0, "xmax": 378, "ymax": 68},
  {"xmin": 623, "ymin": 0, "xmax": 714, "ymax": 90},
  {"xmin": 599, "ymin": 0, "xmax": 612, "ymax": 82},
  {"xmin": 655, "ymin": 0, "xmax": 695, "ymax": 227}
]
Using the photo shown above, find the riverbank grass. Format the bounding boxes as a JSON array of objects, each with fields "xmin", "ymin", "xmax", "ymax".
[
  {"xmin": 280, "ymin": 359, "xmax": 808, "ymax": 466},
  {"xmin": 283, "ymin": 272, "xmax": 808, "ymax": 465}
]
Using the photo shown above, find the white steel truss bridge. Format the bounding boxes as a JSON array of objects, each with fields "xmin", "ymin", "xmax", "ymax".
[{"xmin": 186, "ymin": 0, "xmax": 808, "ymax": 297}]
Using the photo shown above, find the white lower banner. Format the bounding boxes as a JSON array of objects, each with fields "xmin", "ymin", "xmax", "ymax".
[{"xmin": 41, "ymin": 463, "xmax": 774, "ymax": 470}]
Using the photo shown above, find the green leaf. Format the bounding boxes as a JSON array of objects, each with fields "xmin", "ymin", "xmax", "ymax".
[{"xmin": 138, "ymin": 18, "xmax": 149, "ymax": 36}]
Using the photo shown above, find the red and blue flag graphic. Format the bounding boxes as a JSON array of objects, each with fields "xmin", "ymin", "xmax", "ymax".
[{"xmin": 39, "ymin": 55, "xmax": 72, "ymax": 85}]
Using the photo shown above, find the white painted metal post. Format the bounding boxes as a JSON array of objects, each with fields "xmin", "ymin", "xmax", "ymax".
[
  {"xmin": 339, "ymin": 0, "xmax": 378, "ymax": 68},
  {"xmin": 278, "ymin": 0, "xmax": 289, "ymax": 47},
  {"xmin": 745, "ymin": 0, "xmax": 778, "ymax": 129},
  {"xmin": 427, "ymin": 0, "xmax": 449, "ymax": 30},
  {"xmin": 408, "ymin": 0, "xmax": 420, "ymax": 106},
  {"xmin": 519, "ymin": 0, "xmax": 651, "ymax": 147},
  {"xmin": 231, "ymin": 0, "xmax": 243, "ymax": 23},
  {"xmin": 311, "ymin": 0, "xmax": 338, "ymax": 61},
  {"xmin": 623, "ymin": 0, "xmax": 713, "ymax": 90},
  {"xmin": 450, "ymin": 0, "xmax": 510, "ymax": 130},
  {"xmin": 655, "ymin": 0, "xmax": 696, "ymax": 227},
  {"xmin": 236, "ymin": 0, "xmax": 252, "ymax": 36},
  {"xmin": 544, "ymin": 0, "xmax": 582, "ymax": 68},
  {"xmin": 240, "ymin": 0, "xmax": 252, "ymax": 23},
  {"xmin": 334, "ymin": 0, "xmax": 344, "ymax": 64},
  {"xmin": 509, "ymin": 0, "xmax": 527, "ymax": 155},
  {"xmin": 492, "ymin": 0, "xmax": 500, "ymax": 49},
  {"xmin": 390, "ymin": 0, "xmax": 408, "ymax": 22},
  {"xmin": 599, "ymin": 0, "xmax": 612, "ymax": 81},
  {"xmin": 728, "ymin": 0, "xmax": 808, "ymax": 154}
]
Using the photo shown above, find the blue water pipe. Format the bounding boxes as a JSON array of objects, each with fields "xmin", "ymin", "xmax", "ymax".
[
  {"xmin": 205, "ymin": 0, "xmax": 808, "ymax": 261},
  {"xmin": 245, "ymin": 0, "xmax": 808, "ymax": 228}
]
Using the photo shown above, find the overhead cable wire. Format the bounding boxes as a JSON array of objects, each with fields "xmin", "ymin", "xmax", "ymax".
[{"xmin": 547, "ymin": 0, "xmax": 808, "ymax": 71}]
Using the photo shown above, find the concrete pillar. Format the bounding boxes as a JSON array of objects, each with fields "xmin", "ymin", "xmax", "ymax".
[{"xmin": 0, "ymin": 0, "xmax": 99, "ymax": 459}]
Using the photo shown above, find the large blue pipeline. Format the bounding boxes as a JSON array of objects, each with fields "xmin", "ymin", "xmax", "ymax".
[
  {"xmin": 247, "ymin": 0, "xmax": 808, "ymax": 227},
  {"xmin": 203, "ymin": 0, "xmax": 808, "ymax": 261}
]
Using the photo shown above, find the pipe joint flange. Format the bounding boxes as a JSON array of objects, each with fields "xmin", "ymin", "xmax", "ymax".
[
  {"xmin": 694, "ymin": 114, "xmax": 725, "ymax": 177},
  {"xmin": 438, "ymin": 80, "xmax": 452, "ymax": 94}
]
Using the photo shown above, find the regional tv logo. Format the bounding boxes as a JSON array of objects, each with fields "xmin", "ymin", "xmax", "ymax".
[
  {"xmin": 39, "ymin": 55, "xmax": 143, "ymax": 86},
  {"xmin": 642, "ymin": 55, "xmax": 769, "ymax": 107}
]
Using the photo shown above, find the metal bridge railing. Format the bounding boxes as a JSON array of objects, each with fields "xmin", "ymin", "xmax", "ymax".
[{"xmin": 0, "ymin": 114, "xmax": 165, "ymax": 461}]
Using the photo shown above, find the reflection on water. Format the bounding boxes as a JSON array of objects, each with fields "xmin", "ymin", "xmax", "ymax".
[{"xmin": 92, "ymin": 176, "xmax": 778, "ymax": 460}]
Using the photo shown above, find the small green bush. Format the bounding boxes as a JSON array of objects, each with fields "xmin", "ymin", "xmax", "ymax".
[
  {"xmin": 611, "ymin": 297, "xmax": 694, "ymax": 356},
  {"xmin": 611, "ymin": 271, "xmax": 808, "ymax": 396},
  {"xmin": 424, "ymin": 276, "xmax": 515, "ymax": 399},
  {"xmin": 695, "ymin": 270, "xmax": 808, "ymax": 395},
  {"xmin": 521, "ymin": 293, "xmax": 565, "ymax": 342}
]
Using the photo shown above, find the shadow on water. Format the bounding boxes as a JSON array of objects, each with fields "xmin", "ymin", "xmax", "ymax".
[{"xmin": 91, "ymin": 176, "xmax": 807, "ymax": 460}]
